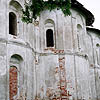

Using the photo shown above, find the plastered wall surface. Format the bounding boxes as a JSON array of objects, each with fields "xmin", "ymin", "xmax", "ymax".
[{"xmin": 0, "ymin": 0, "xmax": 100, "ymax": 100}]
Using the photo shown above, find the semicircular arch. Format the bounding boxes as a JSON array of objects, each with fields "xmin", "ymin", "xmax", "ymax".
[{"xmin": 9, "ymin": 0, "xmax": 23, "ymax": 11}]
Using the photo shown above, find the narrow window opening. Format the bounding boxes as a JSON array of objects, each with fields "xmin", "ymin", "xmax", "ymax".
[
  {"xmin": 46, "ymin": 29, "xmax": 54, "ymax": 47},
  {"xmin": 9, "ymin": 12, "xmax": 17, "ymax": 36}
]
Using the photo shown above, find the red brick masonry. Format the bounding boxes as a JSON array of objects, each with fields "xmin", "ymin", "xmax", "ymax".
[{"xmin": 9, "ymin": 67, "xmax": 18, "ymax": 100}]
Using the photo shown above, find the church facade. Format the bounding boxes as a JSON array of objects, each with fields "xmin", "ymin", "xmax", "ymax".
[{"xmin": 0, "ymin": 0, "xmax": 100, "ymax": 100}]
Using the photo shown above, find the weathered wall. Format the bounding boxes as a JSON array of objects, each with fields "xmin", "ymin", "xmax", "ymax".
[
  {"xmin": 34, "ymin": 53, "xmax": 91, "ymax": 100},
  {"xmin": 0, "ymin": 0, "xmax": 100, "ymax": 100},
  {"xmin": 0, "ymin": 0, "xmax": 35, "ymax": 99},
  {"xmin": 86, "ymin": 30, "xmax": 100, "ymax": 100},
  {"xmin": 0, "ymin": 0, "xmax": 7, "ymax": 99}
]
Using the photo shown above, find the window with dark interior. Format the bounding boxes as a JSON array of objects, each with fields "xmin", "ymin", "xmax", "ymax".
[
  {"xmin": 9, "ymin": 12, "xmax": 17, "ymax": 36},
  {"xmin": 46, "ymin": 29, "xmax": 54, "ymax": 47}
]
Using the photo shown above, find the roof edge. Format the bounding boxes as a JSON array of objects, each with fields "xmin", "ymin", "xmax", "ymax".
[
  {"xmin": 86, "ymin": 27, "xmax": 100, "ymax": 35},
  {"xmin": 71, "ymin": 0, "xmax": 95, "ymax": 26}
]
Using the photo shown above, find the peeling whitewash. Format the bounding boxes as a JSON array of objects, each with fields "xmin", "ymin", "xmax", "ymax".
[{"xmin": 0, "ymin": 0, "xmax": 100, "ymax": 100}]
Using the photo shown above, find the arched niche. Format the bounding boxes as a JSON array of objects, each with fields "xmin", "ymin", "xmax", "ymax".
[
  {"xmin": 10, "ymin": 54, "xmax": 23, "ymax": 64},
  {"xmin": 45, "ymin": 19, "xmax": 55, "ymax": 26},
  {"xmin": 9, "ymin": 0, "xmax": 22, "ymax": 12},
  {"xmin": 9, "ymin": 54, "xmax": 23, "ymax": 100},
  {"xmin": 77, "ymin": 24, "xmax": 84, "ymax": 51},
  {"xmin": 77, "ymin": 24, "xmax": 82, "ymax": 32},
  {"xmin": 76, "ymin": 13, "xmax": 84, "ymax": 27}
]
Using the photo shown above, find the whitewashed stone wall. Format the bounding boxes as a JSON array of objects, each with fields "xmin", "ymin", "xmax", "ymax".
[
  {"xmin": 86, "ymin": 30, "xmax": 100, "ymax": 100},
  {"xmin": 0, "ymin": 0, "xmax": 100, "ymax": 100}
]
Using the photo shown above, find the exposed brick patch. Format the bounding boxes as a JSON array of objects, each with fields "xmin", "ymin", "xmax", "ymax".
[
  {"xmin": 9, "ymin": 67, "xmax": 18, "ymax": 100},
  {"xmin": 34, "ymin": 55, "xmax": 72, "ymax": 100},
  {"xmin": 44, "ymin": 48, "xmax": 64, "ymax": 54},
  {"xmin": 58, "ymin": 56, "xmax": 71, "ymax": 100}
]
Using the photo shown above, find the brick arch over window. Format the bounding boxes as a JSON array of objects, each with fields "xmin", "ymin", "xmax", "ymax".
[
  {"xmin": 9, "ymin": 54, "xmax": 23, "ymax": 100},
  {"xmin": 9, "ymin": 12, "xmax": 17, "ymax": 36}
]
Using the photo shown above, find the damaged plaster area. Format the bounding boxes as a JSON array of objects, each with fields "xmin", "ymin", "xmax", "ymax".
[{"xmin": 0, "ymin": 0, "xmax": 100, "ymax": 100}]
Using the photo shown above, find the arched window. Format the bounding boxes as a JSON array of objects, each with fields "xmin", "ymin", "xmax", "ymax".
[
  {"xmin": 9, "ymin": 54, "xmax": 23, "ymax": 100},
  {"xmin": 9, "ymin": 66, "xmax": 18, "ymax": 100},
  {"xmin": 9, "ymin": 12, "xmax": 17, "ymax": 36},
  {"xmin": 46, "ymin": 29, "xmax": 54, "ymax": 47}
]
